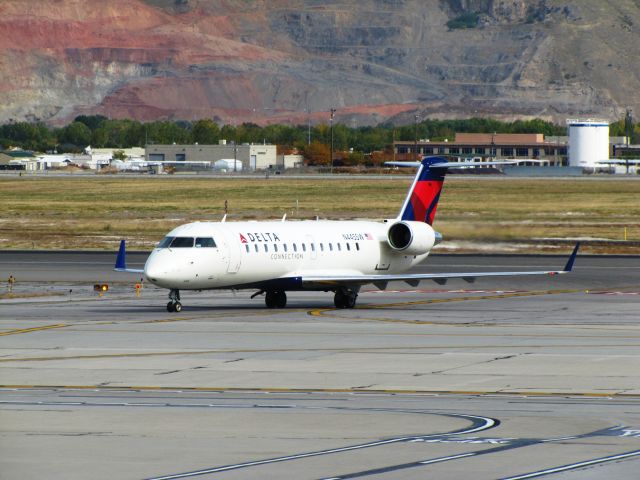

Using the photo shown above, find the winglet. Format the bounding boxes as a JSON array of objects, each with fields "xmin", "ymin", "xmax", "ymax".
[
  {"xmin": 563, "ymin": 242, "xmax": 580, "ymax": 272},
  {"xmin": 115, "ymin": 240, "xmax": 127, "ymax": 270}
]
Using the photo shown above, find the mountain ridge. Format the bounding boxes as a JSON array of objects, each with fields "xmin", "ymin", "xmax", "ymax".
[{"xmin": 1, "ymin": 0, "xmax": 638, "ymax": 126}]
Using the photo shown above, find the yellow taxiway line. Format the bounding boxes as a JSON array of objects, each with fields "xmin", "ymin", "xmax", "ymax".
[
  {"xmin": 0, "ymin": 324, "xmax": 68, "ymax": 336},
  {"xmin": 1, "ymin": 384, "xmax": 638, "ymax": 398}
]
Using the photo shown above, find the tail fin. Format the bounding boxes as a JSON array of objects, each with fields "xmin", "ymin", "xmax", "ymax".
[
  {"xmin": 387, "ymin": 156, "xmax": 518, "ymax": 225},
  {"xmin": 115, "ymin": 240, "xmax": 127, "ymax": 270},
  {"xmin": 397, "ymin": 156, "xmax": 448, "ymax": 225}
]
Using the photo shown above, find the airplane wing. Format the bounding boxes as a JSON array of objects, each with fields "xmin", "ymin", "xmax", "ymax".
[
  {"xmin": 300, "ymin": 243, "xmax": 580, "ymax": 290},
  {"xmin": 114, "ymin": 240, "xmax": 145, "ymax": 273}
]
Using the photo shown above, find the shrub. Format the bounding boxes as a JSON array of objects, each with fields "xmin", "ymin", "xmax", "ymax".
[{"xmin": 447, "ymin": 12, "xmax": 479, "ymax": 30}]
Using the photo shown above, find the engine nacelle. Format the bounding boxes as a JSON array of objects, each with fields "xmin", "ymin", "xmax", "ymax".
[{"xmin": 387, "ymin": 221, "xmax": 436, "ymax": 255}]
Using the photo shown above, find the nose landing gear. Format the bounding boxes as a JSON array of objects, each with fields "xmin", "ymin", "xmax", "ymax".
[{"xmin": 167, "ymin": 289, "xmax": 182, "ymax": 312}]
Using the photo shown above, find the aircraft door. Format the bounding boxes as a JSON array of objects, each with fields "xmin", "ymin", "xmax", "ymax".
[{"xmin": 220, "ymin": 229, "xmax": 242, "ymax": 273}]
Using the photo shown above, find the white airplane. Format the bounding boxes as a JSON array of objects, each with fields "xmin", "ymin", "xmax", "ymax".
[{"xmin": 115, "ymin": 156, "xmax": 579, "ymax": 312}]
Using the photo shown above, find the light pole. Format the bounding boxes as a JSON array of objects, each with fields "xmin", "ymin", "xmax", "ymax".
[
  {"xmin": 305, "ymin": 104, "xmax": 311, "ymax": 146},
  {"xmin": 414, "ymin": 114, "xmax": 421, "ymax": 162},
  {"xmin": 233, "ymin": 124, "xmax": 237, "ymax": 173},
  {"xmin": 330, "ymin": 108, "xmax": 336, "ymax": 174}
]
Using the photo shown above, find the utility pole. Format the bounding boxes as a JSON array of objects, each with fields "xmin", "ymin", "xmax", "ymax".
[
  {"xmin": 625, "ymin": 108, "xmax": 634, "ymax": 145},
  {"xmin": 306, "ymin": 103, "xmax": 311, "ymax": 145},
  {"xmin": 414, "ymin": 114, "xmax": 421, "ymax": 162},
  {"xmin": 233, "ymin": 126, "xmax": 237, "ymax": 173},
  {"xmin": 330, "ymin": 108, "xmax": 336, "ymax": 174}
]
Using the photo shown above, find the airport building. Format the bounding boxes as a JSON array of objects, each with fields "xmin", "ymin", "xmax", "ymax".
[
  {"xmin": 145, "ymin": 142, "xmax": 277, "ymax": 171},
  {"xmin": 394, "ymin": 133, "xmax": 569, "ymax": 166},
  {"xmin": 394, "ymin": 130, "xmax": 629, "ymax": 171}
]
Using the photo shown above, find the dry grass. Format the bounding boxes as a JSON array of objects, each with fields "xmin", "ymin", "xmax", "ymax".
[{"xmin": 1, "ymin": 176, "xmax": 639, "ymax": 253}]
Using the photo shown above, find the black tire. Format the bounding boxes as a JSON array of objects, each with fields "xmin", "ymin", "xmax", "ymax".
[
  {"xmin": 265, "ymin": 291, "xmax": 276, "ymax": 308},
  {"xmin": 174, "ymin": 302, "xmax": 182, "ymax": 312},
  {"xmin": 275, "ymin": 291, "xmax": 287, "ymax": 308},
  {"xmin": 334, "ymin": 291, "xmax": 346, "ymax": 309},
  {"xmin": 345, "ymin": 294, "xmax": 357, "ymax": 309},
  {"xmin": 167, "ymin": 302, "xmax": 175, "ymax": 312}
]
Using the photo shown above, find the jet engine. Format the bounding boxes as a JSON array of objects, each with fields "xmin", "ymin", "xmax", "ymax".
[{"xmin": 387, "ymin": 221, "xmax": 438, "ymax": 255}]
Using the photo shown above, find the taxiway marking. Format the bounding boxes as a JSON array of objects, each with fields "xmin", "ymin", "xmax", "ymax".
[
  {"xmin": 309, "ymin": 289, "xmax": 582, "ymax": 320},
  {"xmin": 0, "ymin": 323, "xmax": 68, "ymax": 336},
  {"xmin": 144, "ymin": 414, "xmax": 496, "ymax": 479},
  {"xmin": 3, "ymin": 385, "xmax": 639, "ymax": 398},
  {"xmin": 498, "ymin": 449, "xmax": 640, "ymax": 480}
]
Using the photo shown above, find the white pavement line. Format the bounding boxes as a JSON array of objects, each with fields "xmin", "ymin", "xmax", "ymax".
[
  {"xmin": 500, "ymin": 450, "xmax": 640, "ymax": 480},
  {"xmin": 145, "ymin": 414, "xmax": 496, "ymax": 480},
  {"xmin": 419, "ymin": 452, "xmax": 476, "ymax": 464}
]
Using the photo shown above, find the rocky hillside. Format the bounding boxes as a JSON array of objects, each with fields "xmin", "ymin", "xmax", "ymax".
[{"xmin": 1, "ymin": 0, "xmax": 638, "ymax": 126}]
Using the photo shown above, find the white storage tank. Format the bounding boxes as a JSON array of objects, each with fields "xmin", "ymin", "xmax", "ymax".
[
  {"xmin": 214, "ymin": 158, "xmax": 242, "ymax": 172},
  {"xmin": 568, "ymin": 119, "xmax": 609, "ymax": 169}
]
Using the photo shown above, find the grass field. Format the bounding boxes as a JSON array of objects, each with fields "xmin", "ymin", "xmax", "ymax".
[{"xmin": 1, "ymin": 175, "xmax": 639, "ymax": 253}]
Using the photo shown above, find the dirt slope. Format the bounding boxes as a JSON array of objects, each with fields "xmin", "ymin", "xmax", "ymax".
[{"xmin": 1, "ymin": 0, "xmax": 638, "ymax": 125}]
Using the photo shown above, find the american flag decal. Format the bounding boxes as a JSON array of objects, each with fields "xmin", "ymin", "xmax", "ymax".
[{"xmin": 365, "ymin": 233, "xmax": 373, "ymax": 240}]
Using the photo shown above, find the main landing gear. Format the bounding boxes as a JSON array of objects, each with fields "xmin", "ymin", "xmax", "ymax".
[
  {"xmin": 265, "ymin": 290, "xmax": 287, "ymax": 308},
  {"xmin": 167, "ymin": 289, "xmax": 182, "ymax": 312},
  {"xmin": 334, "ymin": 287, "xmax": 358, "ymax": 309}
]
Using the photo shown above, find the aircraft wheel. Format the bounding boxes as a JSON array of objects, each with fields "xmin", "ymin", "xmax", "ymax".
[
  {"xmin": 334, "ymin": 290, "xmax": 357, "ymax": 309},
  {"xmin": 275, "ymin": 291, "xmax": 287, "ymax": 308},
  {"xmin": 344, "ymin": 293, "xmax": 357, "ymax": 309},
  {"xmin": 167, "ymin": 301, "xmax": 175, "ymax": 312},
  {"xmin": 174, "ymin": 302, "xmax": 182, "ymax": 312},
  {"xmin": 265, "ymin": 291, "xmax": 276, "ymax": 308},
  {"xmin": 334, "ymin": 291, "xmax": 346, "ymax": 309}
]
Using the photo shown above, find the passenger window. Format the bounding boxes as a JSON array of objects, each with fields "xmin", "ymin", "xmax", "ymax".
[
  {"xmin": 264, "ymin": 244, "xmax": 268, "ymax": 252},
  {"xmin": 293, "ymin": 244, "xmax": 297, "ymax": 252},
  {"xmin": 329, "ymin": 243, "xmax": 333, "ymax": 251},
  {"xmin": 356, "ymin": 242, "xmax": 360, "ymax": 251},
  {"xmin": 320, "ymin": 243, "xmax": 324, "ymax": 252},
  {"xmin": 284, "ymin": 244, "xmax": 288, "ymax": 252},
  {"xmin": 254, "ymin": 244, "xmax": 259, "ymax": 252},
  {"xmin": 346, "ymin": 243, "xmax": 351, "ymax": 251},
  {"xmin": 274, "ymin": 244, "xmax": 278, "ymax": 252},
  {"xmin": 195, "ymin": 237, "xmax": 216, "ymax": 248},
  {"xmin": 337, "ymin": 243, "xmax": 341, "ymax": 251},
  {"xmin": 170, "ymin": 237, "xmax": 194, "ymax": 248},
  {"xmin": 311, "ymin": 243, "xmax": 315, "ymax": 252},
  {"xmin": 245, "ymin": 244, "xmax": 250, "ymax": 253},
  {"xmin": 302, "ymin": 244, "xmax": 306, "ymax": 252}
]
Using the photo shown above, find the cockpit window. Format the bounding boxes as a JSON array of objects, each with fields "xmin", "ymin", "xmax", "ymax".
[
  {"xmin": 169, "ymin": 237, "xmax": 194, "ymax": 248},
  {"xmin": 195, "ymin": 237, "xmax": 216, "ymax": 248},
  {"xmin": 158, "ymin": 236, "xmax": 174, "ymax": 248}
]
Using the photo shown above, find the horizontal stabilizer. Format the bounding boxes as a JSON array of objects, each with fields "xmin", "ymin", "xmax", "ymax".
[{"xmin": 386, "ymin": 160, "xmax": 518, "ymax": 169}]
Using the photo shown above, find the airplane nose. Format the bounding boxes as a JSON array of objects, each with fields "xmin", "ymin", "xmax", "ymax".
[{"xmin": 144, "ymin": 256, "xmax": 173, "ymax": 285}]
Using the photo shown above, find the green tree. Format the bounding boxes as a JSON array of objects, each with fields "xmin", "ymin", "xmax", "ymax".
[
  {"xmin": 113, "ymin": 149, "xmax": 127, "ymax": 160},
  {"xmin": 220, "ymin": 124, "xmax": 237, "ymax": 143},
  {"xmin": 74, "ymin": 115, "xmax": 108, "ymax": 131},
  {"xmin": 192, "ymin": 119, "xmax": 220, "ymax": 144},
  {"xmin": 0, "ymin": 122, "xmax": 55, "ymax": 151},
  {"xmin": 58, "ymin": 121, "xmax": 92, "ymax": 148}
]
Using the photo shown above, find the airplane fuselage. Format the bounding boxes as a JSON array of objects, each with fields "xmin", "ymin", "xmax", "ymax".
[{"xmin": 144, "ymin": 220, "xmax": 434, "ymax": 291}]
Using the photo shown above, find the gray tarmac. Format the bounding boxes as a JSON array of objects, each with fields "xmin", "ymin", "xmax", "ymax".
[{"xmin": 1, "ymin": 251, "xmax": 639, "ymax": 479}]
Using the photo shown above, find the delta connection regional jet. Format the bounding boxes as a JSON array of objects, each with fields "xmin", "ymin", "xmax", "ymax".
[{"xmin": 115, "ymin": 156, "xmax": 579, "ymax": 312}]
